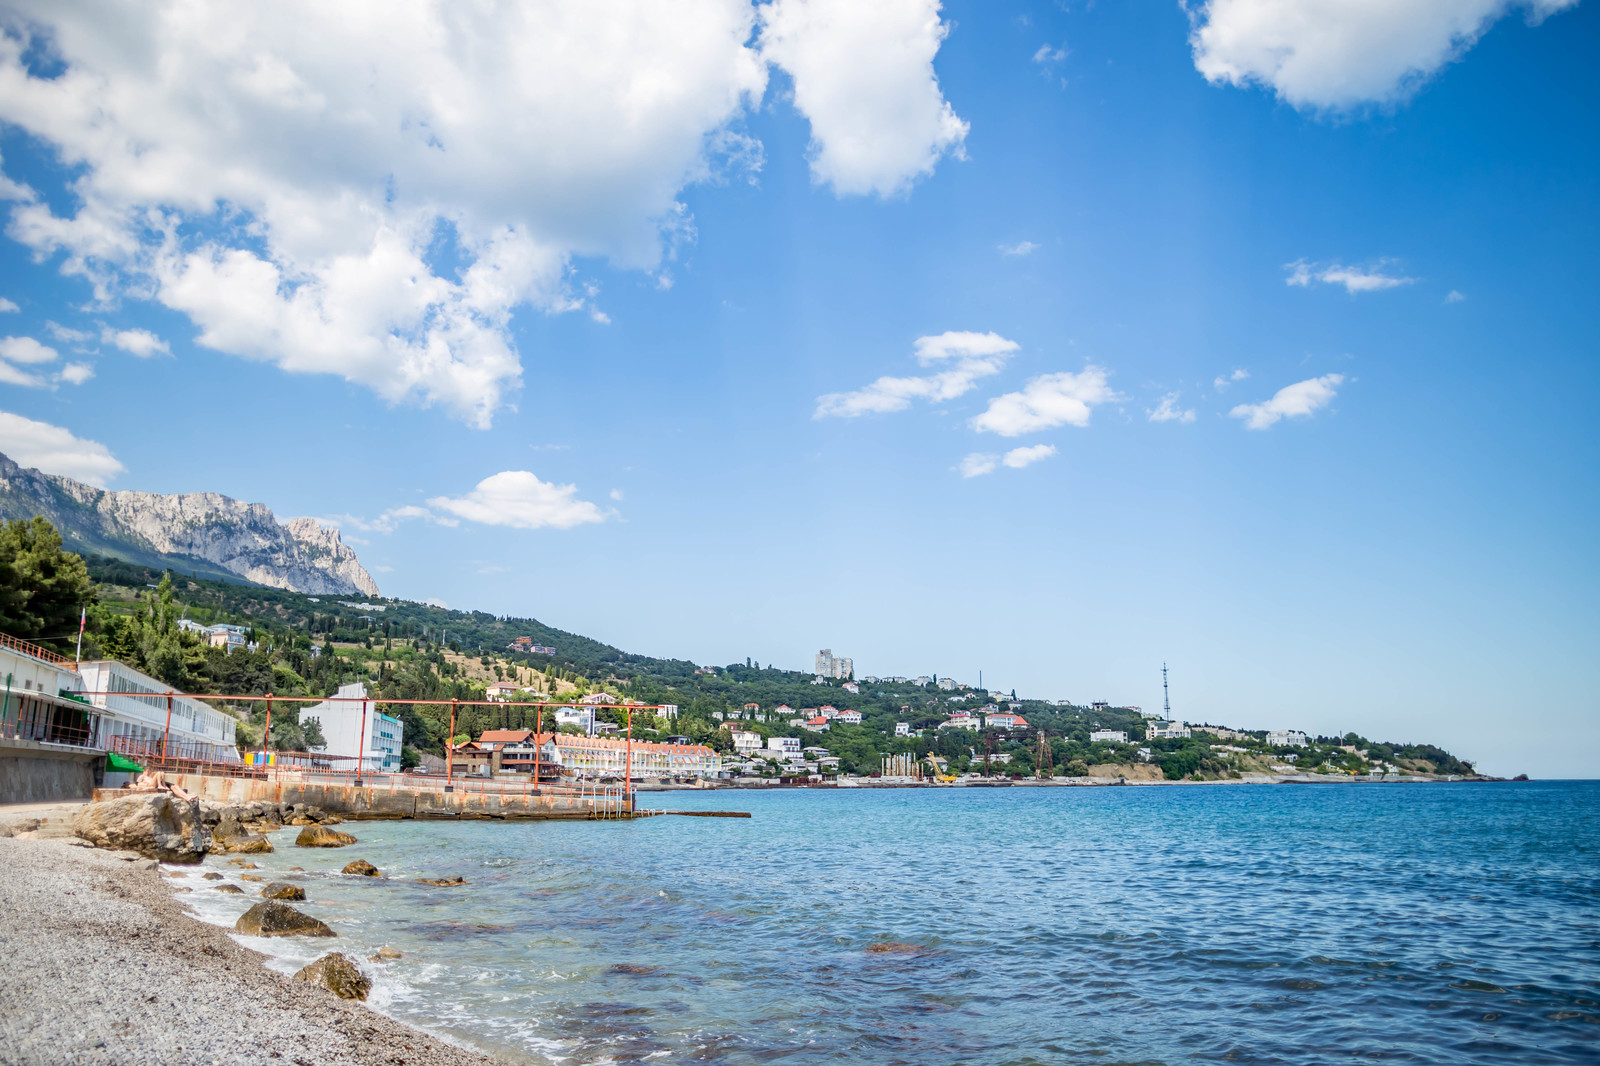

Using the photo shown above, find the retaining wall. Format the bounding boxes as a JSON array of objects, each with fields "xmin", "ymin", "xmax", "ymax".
[
  {"xmin": 1, "ymin": 738, "xmax": 102, "ymax": 803},
  {"xmin": 94, "ymin": 773, "xmax": 625, "ymax": 820}
]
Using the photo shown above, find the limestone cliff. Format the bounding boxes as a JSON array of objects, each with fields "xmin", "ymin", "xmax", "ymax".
[{"xmin": 0, "ymin": 452, "xmax": 380, "ymax": 596}]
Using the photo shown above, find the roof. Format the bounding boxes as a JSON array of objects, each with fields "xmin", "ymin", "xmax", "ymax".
[{"xmin": 478, "ymin": 729, "xmax": 535, "ymax": 743}]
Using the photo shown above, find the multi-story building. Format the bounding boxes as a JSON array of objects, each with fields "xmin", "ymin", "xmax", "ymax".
[
  {"xmin": 1267, "ymin": 730, "xmax": 1309, "ymax": 748},
  {"xmin": 767, "ymin": 736, "xmax": 801, "ymax": 756},
  {"xmin": 298, "ymin": 681, "xmax": 403, "ymax": 772},
  {"xmin": 842, "ymin": 681, "xmax": 859, "ymax": 694},
  {"xmin": 814, "ymin": 649, "xmax": 853, "ymax": 680},
  {"xmin": 895, "ymin": 722, "xmax": 910, "ymax": 736},
  {"xmin": 834, "ymin": 708, "xmax": 862, "ymax": 725},
  {"xmin": 937, "ymin": 677, "xmax": 957, "ymax": 691},
  {"xmin": 1, "ymin": 638, "xmax": 99, "ymax": 750},
  {"xmin": 804, "ymin": 715, "xmax": 830, "ymax": 732},
  {"xmin": 941, "ymin": 711, "xmax": 982, "ymax": 731},
  {"xmin": 1146, "ymin": 721, "xmax": 1192, "ymax": 740},
  {"xmin": 731, "ymin": 730, "xmax": 763, "ymax": 755},
  {"xmin": 554, "ymin": 707, "xmax": 596, "ymax": 734},
  {"xmin": 77, "ymin": 658, "xmax": 239, "ymax": 762},
  {"xmin": 1089, "ymin": 729, "xmax": 1128, "ymax": 743},
  {"xmin": 987, "ymin": 711, "xmax": 1028, "ymax": 730}
]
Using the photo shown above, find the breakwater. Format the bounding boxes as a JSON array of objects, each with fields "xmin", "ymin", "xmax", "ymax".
[{"xmin": 93, "ymin": 772, "xmax": 629, "ymax": 820}]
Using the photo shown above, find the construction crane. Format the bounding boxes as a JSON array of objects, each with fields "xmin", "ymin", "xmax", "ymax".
[{"xmin": 1035, "ymin": 729, "xmax": 1054, "ymax": 779}]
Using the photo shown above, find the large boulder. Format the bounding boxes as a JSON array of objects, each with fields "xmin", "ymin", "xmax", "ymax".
[
  {"xmin": 294, "ymin": 953, "xmax": 371, "ymax": 1000},
  {"xmin": 261, "ymin": 882, "xmax": 306, "ymax": 901},
  {"xmin": 234, "ymin": 901, "xmax": 335, "ymax": 938},
  {"xmin": 221, "ymin": 834, "xmax": 275, "ymax": 854},
  {"xmin": 295, "ymin": 825, "xmax": 357, "ymax": 848},
  {"xmin": 72, "ymin": 794, "xmax": 211, "ymax": 863}
]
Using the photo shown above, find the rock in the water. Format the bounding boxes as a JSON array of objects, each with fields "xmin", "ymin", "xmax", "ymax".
[
  {"xmin": 234, "ymin": 901, "xmax": 335, "ymax": 938},
  {"xmin": 293, "ymin": 953, "xmax": 371, "ymax": 1000},
  {"xmin": 341, "ymin": 859, "xmax": 380, "ymax": 877},
  {"xmin": 226, "ymin": 858, "xmax": 258, "ymax": 868},
  {"xmin": 261, "ymin": 882, "xmax": 306, "ymax": 901},
  {"xmin": 370, "ymin": 946, "xmax": 403, "ymax": 961},
  {"xmin": 417, "ymin": 876, "xmax": 466, "ymax": 886},
  {"xmin": 239, "ymin": 874, "xmax": 265, "ymax": 882},
  {"xmin": 166, "ymin": 871, "xmax": 187, "ymax": 879},
  {"xmin": 222, "ymin": 834, "xmax": 274, "ymax": 854},
  {"xmin": 295, "ymin": 825, "xmax": 357, "ymax": 848},
  {"xmin": 216, "ymin": 884, "xmax": 244, "ymax": 894},
  {"xmin": 202, "ymin": 872, "xmax": 223, "ymax": 880},
  {"xmin": 71, "ymin": 794, "xmax": 211, "ymax": 863}
]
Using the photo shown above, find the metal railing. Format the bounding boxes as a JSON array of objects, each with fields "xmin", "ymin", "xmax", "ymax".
[
  {"xmin": 0, "ymin": 631, "xmax": 76, "ymax": 666},
  {"xmin": 0, "ymin": 691, "xmax": 100, "ymax": 749}
]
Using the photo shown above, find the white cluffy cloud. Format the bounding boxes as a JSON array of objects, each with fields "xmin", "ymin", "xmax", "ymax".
[
  {"xmin": 999, "ymin": 240, "xmax": 1038, "ymax": 257},
  {"xmin": 1229, "ymin": 374, "xmax": 1345, "ymax": 429},
  {"xmin": 428, "ymin": 471, "xmax": 608, "ymax": 530},
  {"xmin": 0, "ymin": 298, "xmax": 18, "ymax": 312},
  {"xmin": 970, "ymin": 366, "xmax": 1117, "ymax": 437},
  {"xmin": 1286, "ymin": 259, "xmax": 1414, "ymax": 294},
  {"xmin": 1214, "ymin": 368, "xmax": 1250, "ymax": 390},
  {"xmin": 959, "ymin": 443, "xmax": 1057, "ymax": 478},
  {"xmin": 0, "ymin": 410, "xmax": 125, "ymax": 485},
  {"xmin": 1190, "ymin": 0, "xmax": 1578, "ymax": 110},
  {"xmin": 759, "ymin": 0, "xmax": 968, "ymax": 197},
  {"xmin": 103, "ymin": 328, "xmax": 170, "ymax": 357},
  {"xmin": 0, "ymin": 1, "xmax": 967, "ymax": 428},
  {"xmin": 815, "ymin": 331, "xmax": 1019, "ymax": 418},
  {"xmin": 1148, "ymin": 393, "xmax": 1197, "ymax": 424}
]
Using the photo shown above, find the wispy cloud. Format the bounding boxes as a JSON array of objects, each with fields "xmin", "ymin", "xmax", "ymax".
[
  {"xmin": 960, "ymin": 443, "xmax": 1059, "ymax": 478},
  {"xmin": 1445, "ymin": 290, "xmax": 1466, "ymax": 304},
  {"xmin": 1229, "ymin": 374, "xmax": 1345, "ymax": 430},
  {"xmin": 816, "ymin": 331, "xmax": 1020, "ymax": 419},
  {"xmin": 1148, "ymin": 393, "xmax": 1196, "ymax": 424},
  {"xmin": 999, "ymin": 240, "xmax": 1038, "ymax": 257},
  {"xmin": 1214, "ymin": 368, "xmax": 1249, "ymax": 390},
  {"xmin": 0, "ymin": 298, "xmax": 17, "ymax": 312},
  {"xmin": 428, "ymin": 471, "xmax": 609, "ymax": 530},
  {"xmin": 0, "ymin": 335, "xmax": 59, "ymax": 388},
  {"xmin": 1033, "ymin": 44, "xmax": 1067, "ymax": 65},
  {"xmin": 45, "ymin": 321, "xmax": 92, "ymax": 344},
  {"xmin": 971, "ymin": 366, "xmax": 1117, "ymax": 437},
  {"xmin": 1285, "ymin": 259, "xmax": 1413, "ymax": 294},
  {"xmin": 103, "ymin": 327, "xmax": 170, "ymax": 357}
]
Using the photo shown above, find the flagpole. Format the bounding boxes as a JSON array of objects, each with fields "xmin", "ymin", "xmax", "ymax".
[{"xmin": 75, "ymin": 608, "xmax": 86, "ymax": 663}]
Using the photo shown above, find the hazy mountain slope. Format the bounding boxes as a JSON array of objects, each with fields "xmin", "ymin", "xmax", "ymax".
[{"xmin": 0, "ymin": 452, "xmax": 379, "ymax": 596}]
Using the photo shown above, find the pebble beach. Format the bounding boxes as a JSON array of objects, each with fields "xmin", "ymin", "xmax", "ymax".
[{"xmin": 0, "ymin": 824, "xmax": 500, "ymax": 1066}]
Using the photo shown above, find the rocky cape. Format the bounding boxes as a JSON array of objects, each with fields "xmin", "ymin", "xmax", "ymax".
[{"xmin": 0, "ymin": 451, "xmax": 379, "ymax": 595}]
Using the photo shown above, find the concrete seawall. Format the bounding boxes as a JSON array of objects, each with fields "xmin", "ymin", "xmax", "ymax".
[
  {"xmin": 94, "ymin": 773, "xmax": 628, "ymax": 820},
  {"xmin": 2, "ymin": 738, "xmax": 102, "ymax": 804}
]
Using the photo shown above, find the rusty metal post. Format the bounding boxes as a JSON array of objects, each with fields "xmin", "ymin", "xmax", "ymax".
[
  {"xmin": 261, "ymin": 693, "xmax": 273, "ymax": 772},
  {"xmin": 626, "ymin": 706, "xmax": 633, "ymax": 805},
  {"xmin": 356, "ymin": 696, "xmax": 368, "ymax": 786},
  {"xmin": 533, "ymin": 704, "xmax": 541, "ymax": 794},
  {"xmin": 446, "ymin": 698, "xmax": 457, "ymax": 792},
  {"xmin": 163, "ymin": 692, "xmax": 174, "ymax": 761}
]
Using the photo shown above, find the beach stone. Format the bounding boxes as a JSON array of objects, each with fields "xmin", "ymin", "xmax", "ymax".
[
  {"xmin": 296, "ymin": 825, "xmax": 357, "ymax": 848},
  {"xmin": 261, "ymin": 882, "xmax": 307, "ymax": 901},
  {"xmin": 342, "ymin": 859, "xmax": 380, "ymax": 877},
  {"xmin": 166, "ymin": 871, "xmax": 187, "ymax": 878},
  {"xmin": 212, "ymin": 815, "xmax": 245, "ymax": 841},
  {"xmin": 225, "ymin": 858, "xmax": 258, "ymax": 868},
  {"xmin": 294, "ymin": 953, "xmax": 371, "ymax": 1000},
  {"xmin": 223, "ymin": 834, "xmax": 274, "ymax": 854},
  {"xmin": 71, "ymin": 794, "xmax": 211, "ymax": 863},
  {"xmin": 239, "ymin": 874, "xmax": 265, "ymax": 882},
  {"xmin": 417, "ymin": 876, "xmax": 466, "ymax": 886},
  {"xmin": 234, "ymin": 901, "xmax": 335, "ymax": 938},
  {"xmin": 370, "ymin": 947, "xmax": 403, "ymax": 961},
  {"xmin": 216, "ymin": 884, "xmax": 244, "ymax": 894},
  {"xmin": 202, "ymin": 872, "xmax": 223, "ymax": 880}
]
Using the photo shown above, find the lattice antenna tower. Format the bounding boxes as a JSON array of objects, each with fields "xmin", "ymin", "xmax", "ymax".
[{"xmin": 1163, "ymin": 662, "xmax": 1171, "ymax": 718}]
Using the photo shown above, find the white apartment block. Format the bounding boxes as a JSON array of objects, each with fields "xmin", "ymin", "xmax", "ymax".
[
  {"xmin": 1089, "ymin": 729, "xmax": 1128, "ymax": 743},
  {"xmin": 77, "ymin": 659, "xmax": 239, "ymax": 762},
  {"xmin": 767, "ymin": 736, "xmax": 801, "ymax": 755},
  {"xmin": 937, "ymin": 677, "xmax": 957, "ymax": 691},
  {"xmin": 1146, "ymin": 721, "xmax": 1192, "ymax": 740},
  {"xmin": 731, "ymin": 730, "xmax": 763, "ymax": 755},
  {"xmin": 299, "ymin": 681, "xmax": 403, "ymax": 772},
  {"xmin": 814, "ymin": 649, "xmax": 854, "ymax": 680},
  {"xmin": 895, "ymin": 722, "xmax": 910, "ymax": 736},
  {"xmin": 1267, "ymin": 730, "xmax": 1309, "ymax": 748}
]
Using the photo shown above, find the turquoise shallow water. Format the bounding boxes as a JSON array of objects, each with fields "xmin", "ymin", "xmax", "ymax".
[{"xmin": 181, "ymin": 781, "xmax": 1600, "ymax": 1064}]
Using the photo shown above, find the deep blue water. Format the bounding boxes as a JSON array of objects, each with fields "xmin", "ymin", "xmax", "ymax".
[{"xmin": 184, "ymin": 781, "xmax": 1600, "ymax": 1064}]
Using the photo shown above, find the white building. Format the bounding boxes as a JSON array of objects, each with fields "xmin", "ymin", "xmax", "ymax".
[
  {"xmin": 1146, "ymin": 721, "xmax": 1191, "ymax": 740},
  {"xmin": 834, "ymin": 708, "xmax": 862, "ymax": 724},
  {"xmin": 1089, "ymin": 729, "xmax": 1128, "ymax": 743},
  {"xmin": 937, "ymin": 677, "xmax": 957, "ymax": 691},
  {"xmin": 895, "ymin": 722, "xmax": 911, "ymax": 736},
  {"xmin": 1267, "ymin": 730, "xmax": 1309, "ymax": 748},
  {"xmin": 731, "ymin": 730, "xmax": 763, "ymax": 755},
  {"xmin": 814, "ymin": 648, "xmax": 853, "ymax": 680},
  {"xmin": 1, "ymin": 639, "xmax": 99, "ymax": 750},
  {"xmin": 299, "ymin": 681, "xmax": 403, "ymax": 772},
  {"xmin": 767, "ymin": 736, "xmax": 801, "ymax": 756},
  {"xmin": 659, "ymin": 704, "xmax": 679, "ymax": 720},
  {"xmin": 941, "ymin": 711, "xmax": 982, "ymax": 731},
  {"xmin": 987, "ymin": 711, "xmax": 1028, "ymax": 731},
  {"xmin": 554, "ymin": 707, "xmax": 596, "ymax": 734},
  {"xmin": 76, "ymin": 659, "xmax": 239, "ymax": 761},
  {"xmin": 842, "ymin": 681, "xmax": 860, "ymax": 694}
]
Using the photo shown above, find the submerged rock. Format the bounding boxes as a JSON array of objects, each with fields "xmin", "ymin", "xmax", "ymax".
[
  {"xmin": 261, "ymin": 882, "xmax": 307, "ymax": 901},
  {"xmin": 215, "ymin": 884, "xmax": 244, "ymax": 894},
  {"xmin": 202, "ymin": 872, "xmax": 223, "ymax": 880},
  {"xmin": 222, "ymin": 834, "xmax": 274, "ymax": 854},
  {"xmin": 72, "ymin": 794, "xmax": 211, "ymax": 863},
  {"xmin": 234, "ymin": 901, "xmax": 335, "ymax": 938},
  {"xmin": 295, "ymin": 825, "xmax": 357, "ymax": 848},
  {"xmin": 239, "ymin": 873, "xmax": 265, "ymax": 882},
  {"xmin": 370, "ymin": 946, "xmax": 403, "ymax": 961},
  {"xmin": 294, "ymin": 953, "xmax": 371, "ymax": 1000},
  {"xmin": 341, "ymin": 859, "xmax": 380, "ymax": 877},
  {"xmin": 416, "ymin": 876, "xmax": 466, "ymax": 887},
  {"xmin": 225, "ymin": 858, "xmax": 259, "ymax": 868}
]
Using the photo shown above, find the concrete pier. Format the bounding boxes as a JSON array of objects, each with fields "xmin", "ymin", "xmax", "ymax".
[
  {"xmin": 1, "ymin": 738, "xmax": 103, "ymax": 804},
  {"xmin": 94, "ymin": 772, "xmax": 630, "ymax": 820}
]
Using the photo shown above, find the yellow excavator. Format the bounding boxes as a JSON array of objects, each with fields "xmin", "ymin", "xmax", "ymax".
[{"xmin": 926, "ymin": 752, "xmax": 958, "ymax": 783}]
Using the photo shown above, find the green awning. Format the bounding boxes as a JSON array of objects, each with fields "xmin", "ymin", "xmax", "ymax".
[{"xmin": 106, "ymin": 751, "xmax": 143, "ymax": 773}]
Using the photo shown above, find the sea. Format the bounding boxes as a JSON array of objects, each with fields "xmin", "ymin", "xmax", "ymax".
[{"xmin": 177, "ymin": 781, "xmax": 1600, "ymax": 1065}]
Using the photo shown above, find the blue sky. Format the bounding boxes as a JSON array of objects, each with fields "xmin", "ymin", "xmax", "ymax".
[{"xmin": 0, "ymin": 0, "xmax": 1594, "ymax": 776}]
